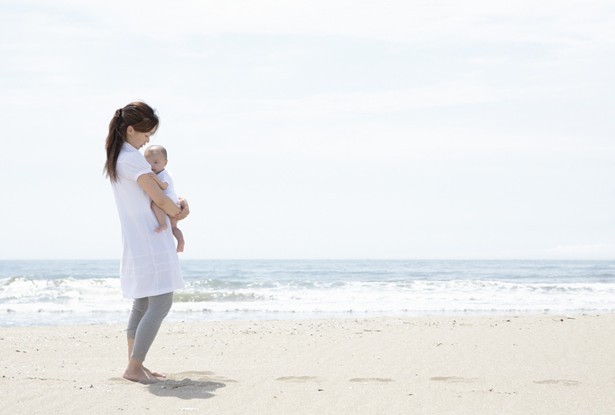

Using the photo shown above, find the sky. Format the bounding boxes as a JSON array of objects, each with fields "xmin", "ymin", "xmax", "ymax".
[{"xmin": 0, "ymin": 0, "xmax": 614, "ymax": 260}]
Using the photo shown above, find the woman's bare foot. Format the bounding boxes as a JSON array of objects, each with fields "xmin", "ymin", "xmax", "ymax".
[
  {"xmin": 123, "ymin": 367, "xmax": 158, "ymax": 384},
  {"xmin": 144, "ymin": 367, "xmax": 166, "ymax": 379},
  {"xmin": 123, "ymin": 360, "xmax": 160, "ymax": 384}
]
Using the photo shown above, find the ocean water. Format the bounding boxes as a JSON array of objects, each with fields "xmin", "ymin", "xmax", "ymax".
[{"xmin": 1, "ymin": 260, "xmax": 614, "ymax": 327}]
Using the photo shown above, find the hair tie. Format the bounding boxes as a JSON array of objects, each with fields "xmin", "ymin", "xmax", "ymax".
[
  {"xmin": 114, "ymin": 109, "xmax": 125, "ymax": 135},
  {"xmin": 115, "ymin": 108, "xmax": 124, "ymax": 125}
]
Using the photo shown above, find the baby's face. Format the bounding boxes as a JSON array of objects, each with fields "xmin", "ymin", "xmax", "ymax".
[{"xmin": 145, "ymin": 151, "xmax": 167, "ymax": 174}]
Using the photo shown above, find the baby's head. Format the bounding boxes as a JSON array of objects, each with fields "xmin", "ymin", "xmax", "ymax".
[{"xmin": 144, "ymin": 145, "xmax": 168, "ymax": 174}]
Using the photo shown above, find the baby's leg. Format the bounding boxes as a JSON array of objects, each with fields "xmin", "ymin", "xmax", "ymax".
[
  {"xmin": 151, "ymin": 201, "xmax": 168, "ymax": 233},
  {"xmin": 171, "ymin": 218, "xmax": 185, "ymax": 252}
]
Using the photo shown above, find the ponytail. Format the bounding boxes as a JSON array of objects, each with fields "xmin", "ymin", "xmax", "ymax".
[
  {"xmin": 104, "ymin": 109, "xmax": 125, "ymax": 182},
  {"xmin": 103, "ymin": 102, "xmax": 159, "ymax": 182}
]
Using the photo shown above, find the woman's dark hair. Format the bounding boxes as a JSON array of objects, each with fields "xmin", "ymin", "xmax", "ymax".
[{"xmin": 104, "ymin": 101, "xmax": 159, "ymax": 182}]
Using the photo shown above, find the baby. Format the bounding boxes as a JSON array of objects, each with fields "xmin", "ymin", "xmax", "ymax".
[{"xmin": 144, "ymin": 145, "xmax": 185, "ymax": 252}]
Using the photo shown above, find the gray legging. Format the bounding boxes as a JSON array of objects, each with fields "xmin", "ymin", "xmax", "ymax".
[{"xmin": 126, "ymin": 292, "xmax": 173, "ymax": 362}]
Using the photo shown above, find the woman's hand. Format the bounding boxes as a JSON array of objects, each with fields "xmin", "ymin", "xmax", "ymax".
[{"xmin": 175, "ymin": 198, "xmax": 190, "ymax": 221}]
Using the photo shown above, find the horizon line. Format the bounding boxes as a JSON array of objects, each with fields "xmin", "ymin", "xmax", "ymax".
[{"xmin": 1, "ymin": 258, "xmax": 614, "ymax": 262}]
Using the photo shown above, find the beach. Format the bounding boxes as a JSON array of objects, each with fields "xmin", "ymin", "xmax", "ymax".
[{"xmin": 2, "ymin": 314, "xmax": 614, "ymax": 414}]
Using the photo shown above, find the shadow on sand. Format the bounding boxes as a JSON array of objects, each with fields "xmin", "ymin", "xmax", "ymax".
[{"xmin": 148, "ymin": 376, "xmax": 226, "ymax": 399}]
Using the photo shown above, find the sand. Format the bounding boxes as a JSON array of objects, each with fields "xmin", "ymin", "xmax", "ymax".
[{"xmin": 1, "ymin": 314, "xmax": 614, "ymax": 414}]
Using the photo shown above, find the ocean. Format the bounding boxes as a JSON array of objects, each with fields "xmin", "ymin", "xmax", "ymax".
[{"xmin": 1, "ymin": 260, "xmax": 614, "ymax": 326}]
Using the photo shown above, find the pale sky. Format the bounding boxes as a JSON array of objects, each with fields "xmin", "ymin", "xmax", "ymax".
[{"xmin": 1, "ymin": 0, "xmax": 614, "ymax": 260}]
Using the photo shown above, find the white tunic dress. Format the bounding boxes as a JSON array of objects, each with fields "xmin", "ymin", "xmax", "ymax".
[{"xmin": 112, "ymin": 142, "xmax": 184, "ymax": 299}]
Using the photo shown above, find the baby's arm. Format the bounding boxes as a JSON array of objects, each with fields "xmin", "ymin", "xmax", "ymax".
[{"xmin": 148, "ymin": 172, "xmax": 169, "ymax": 190}]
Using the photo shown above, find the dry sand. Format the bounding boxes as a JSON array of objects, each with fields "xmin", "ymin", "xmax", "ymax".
[{"xmin": 1, "ymin": 314, "xmax": 614, "ymax": 414}]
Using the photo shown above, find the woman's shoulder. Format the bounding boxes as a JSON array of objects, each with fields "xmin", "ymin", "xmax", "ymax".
[
  {"xmin": 118, "ymin": 142, "xmax": 139, "ymax": 157},
  {"xmin": 118, "ymin": 144, "xmax": 145, "ymax": 163},
  {"xmin": 116, "ymin": 144, "xmax": 151, "ymax": 179}
]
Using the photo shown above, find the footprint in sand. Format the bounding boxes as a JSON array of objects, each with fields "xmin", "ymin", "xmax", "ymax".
[
  {"xmin": 534, "ymin": 379, "xmax": 580, "ymax": 386},
  {"xmin": 173, "ymin": 371, "xmax": 215, "ymax": 377},
  {"xmin": 108, "ymin": 377, "xmax": 127, "ymax": 383},
  {"xmin": 430, "ymin": 376, "xmax": 479, "ymax": 383},
  {"xmin": 349, "ymin": 378, "xmax": 394, "ymax": 383},
  {"xmin": 276, "ymin": 376, "xmax": 321, "ymax": 383}
]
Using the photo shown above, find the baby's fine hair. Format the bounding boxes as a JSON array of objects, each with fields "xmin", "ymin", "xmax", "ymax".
[{"xmin": 145, "ymin": 145, "xmax": 168, "ymax": 160}]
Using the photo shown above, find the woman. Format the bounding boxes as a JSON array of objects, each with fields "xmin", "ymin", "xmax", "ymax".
[{"xmin": 104, "ymin": 102, "xmax": 189, "ymax": 383}]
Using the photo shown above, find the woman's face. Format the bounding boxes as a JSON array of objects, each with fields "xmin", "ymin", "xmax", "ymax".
[{"xmin": 126, "ymin": 126, "xmax": 156, "ymax": 150}]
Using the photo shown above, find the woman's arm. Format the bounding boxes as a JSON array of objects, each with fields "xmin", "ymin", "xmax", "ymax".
[{"xmin": 137, "ymin": 174, "xmax": 181, "ymax": 217}]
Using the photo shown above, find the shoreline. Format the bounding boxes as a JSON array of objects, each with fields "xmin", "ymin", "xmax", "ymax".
[
  {"xmin": 2, "ymin": 314, "xmax": 615, "ymax": 414},
  {"xmin": 3, "ymin": 308, "xmax": 612, "ymax": 329}
]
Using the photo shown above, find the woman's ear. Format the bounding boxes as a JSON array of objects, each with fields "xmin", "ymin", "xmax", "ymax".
[{"xmin": 125, "ymin": 125, "xmax": 135, "ymax": 137}]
